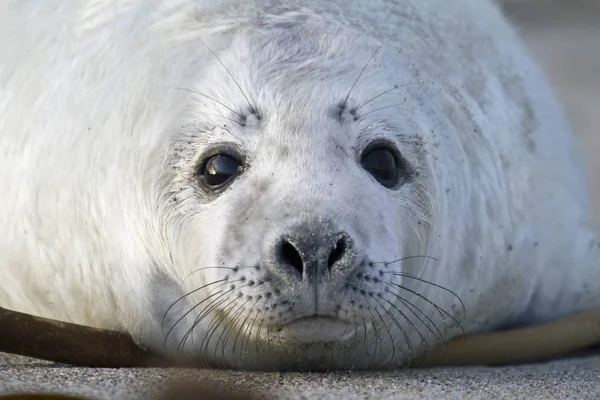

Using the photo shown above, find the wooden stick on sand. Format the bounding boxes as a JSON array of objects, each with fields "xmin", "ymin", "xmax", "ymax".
[{"xmin": 1, "ymin": 305, "xmax": 599, "ymax": 369}]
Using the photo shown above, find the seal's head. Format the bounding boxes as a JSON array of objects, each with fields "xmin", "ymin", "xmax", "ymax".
[{"xmin": 150, "ymin": 19, "xmax": 461, "ymax": 371}]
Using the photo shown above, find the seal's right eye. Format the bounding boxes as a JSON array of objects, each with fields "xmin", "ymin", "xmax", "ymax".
[
  {"xmin": 200, "ymin": 154, "xmax": 240, "ymax": 188},
  {"xmin": 360, "ymin": 141, "xmax": 409, "ymax": 189}
]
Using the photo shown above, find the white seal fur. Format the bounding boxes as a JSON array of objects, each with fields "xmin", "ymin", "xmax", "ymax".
[{"xmin": 0, "ymin": 0, "xmax": 599, "ymax": 370}]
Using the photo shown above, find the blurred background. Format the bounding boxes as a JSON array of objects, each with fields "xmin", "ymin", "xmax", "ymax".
[{"xmin": 501, "ymin": 0, "xmax": 600, "ymax": 226}]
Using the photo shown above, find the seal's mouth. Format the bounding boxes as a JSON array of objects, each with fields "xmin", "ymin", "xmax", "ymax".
[{"xmin": 276, "ymin": 315, "xmax": 357, "ymax": 343}]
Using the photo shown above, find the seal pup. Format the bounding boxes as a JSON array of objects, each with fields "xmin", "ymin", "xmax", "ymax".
[{"xmin": 0, "ymin": 0, "xmax": 598, "ymax": 371}]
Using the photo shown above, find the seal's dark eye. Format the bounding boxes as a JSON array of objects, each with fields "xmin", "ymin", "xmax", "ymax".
[
  {"xmin": 361, "ymin": 146, "xmax": 401, "ymax": 188},
  {"xmin": 201, "ymin": 155, "xmax": 240, "ymax": 188}
]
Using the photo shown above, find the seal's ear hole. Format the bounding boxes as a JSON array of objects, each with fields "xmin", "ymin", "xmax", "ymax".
[{"xmin": 360, "ymin": 141, "xmax": 408, "ymax": 189}]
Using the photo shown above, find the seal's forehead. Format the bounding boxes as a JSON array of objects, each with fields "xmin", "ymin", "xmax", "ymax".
[
  {"xmin": 200, "ymin": 23, "xmax": 401, "ymax": 106},
  {"xmin": 191, "ymin": 23, "xmax": 424, "ymax": 155}
]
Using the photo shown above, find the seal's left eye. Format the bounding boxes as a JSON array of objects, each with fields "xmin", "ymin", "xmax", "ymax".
[
  {"xmin": 201, "ymin": 155, "xmax": 240, "ymax": 188},
  {"xmin": 361, "ymin": 146, "xmax": 401, "ymax": 188}
]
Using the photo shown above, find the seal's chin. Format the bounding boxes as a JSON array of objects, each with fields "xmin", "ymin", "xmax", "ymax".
[{"xmin": 278, "ymin": 315, "xmax": 357, "ymax": 343}]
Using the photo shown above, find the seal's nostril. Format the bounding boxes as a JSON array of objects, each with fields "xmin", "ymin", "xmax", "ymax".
[
  {"xmin": 279, "ymin": 239, "xmax": 304, "ymax": 276},
  {"xmin": 327, "ymin": 236, "xmax": 347, "ymax": 270}
]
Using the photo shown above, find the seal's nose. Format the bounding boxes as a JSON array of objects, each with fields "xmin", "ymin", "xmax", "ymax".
[{"xmin": 271, "ymin": 224, "xmax": 356, "ymax": 281}]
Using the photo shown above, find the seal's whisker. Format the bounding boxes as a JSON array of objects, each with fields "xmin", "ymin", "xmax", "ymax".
[
  {"xmin": 356, "ymin": 104, "xmax": 400, "ymax": 120},
  {"xmin": 164, "ymin": 278, "xmax": 240, "ymax": 342},
  {"xmin": 266, "ymin": 310, "xmax": 273, "ymax": 358},
  {"xmin": 192, "ymin": 282, "xmax": 253, "ymax": 345},
  {"xmin": 345, "ymin": 310, "xmax": 363, "ymax": 364},
  {"xmin": 368, "ymin": 295, "xmax": 400, "ymax": 364},
  {"xmin": 350, "ymin": 312, "xmax": 362, "ymax": 364},
  {"xmin": 384, "ymin": 284, "xmax": 466, "ymax": 339},
  {"xmin": 275, "ymin": 323, "xmax": 287, "ymax": 361},
  {"xmin": 237, "ymin": 297, "xmax": 262, "ymax": 365},
  {"xmin": 386, "ymin": 272, "xmax": 466, "ymax": 317},
  {"xmin": 376, "ymin": 278, "xmax": 444, "ymax": 345},
  {"xmin": 178, "ymin": 290, "xmax": 231, "ymax": 353},
  {"xmin": 238, "ymin": 299, "xmax": 260, "ymax": 363},
  {"xmin": 183, "ymin": 264, "xmax": 258, "ymax": 281},
  {"xmin": 380, "ymin": 291, "xmax": 430, "ymax": 353},
  {"xmin": 336, "ymin": 314, "xmax": 354, "ymax": 366},
  {"xmin": 198, "ymin": 290, "xmax": 248, "ymax": 357},
  {"xmin": 252, "ymin": 307, "xmax": 269, "ymax": 364},
  {"xmin": 168, "ymin": 264, "xmax": 259, "ymax": 345},
  {"xmin": 384, "ymin": 283, "xmax": 453, "ymax": 335},
  {"xmin": 229, "ymin": 292, "xmax": 264, "ymax": 366},
  {"xmin": 220, "ymin": 297, "xmax": 253, "ymax": 366},
  {"xmin": 197, "ymin": 37, "xmax": 259, "ymax": 116},
  {"xmin": 196, "ymin": 296, "xmax": 236, "ymax": 359},
  {"xmin": 242, "ymin": 306, "xmax": 260, "ymax": 365},
  {"xmin": 372, "ymin": 255, "xmax": 441, "ymax": 265},
  {"xmin": 217, "ymin": 296, "xmax": 250, "ymax": 364},
  {"xmin": 354, "ymin": 87, "xmax": 397, "ymax": 112},
  {"xmin": 379, "ymin": 292, "xmax": 427, "ymax": 356},
  {"xmin": 382, "ymin": 280, "xmax": 453, "ymax": 341},
  {"xmin": 362, "ymin": 305, "xmax": 381, "ymax": 367},
  {"xmin": 202, "ymin": 113, "xmax": 246, "ymax": 126},
  {"xmin": 337, "ymin": 307, "xmax": 352, "ymax": 346},
  {"xmin": 366, "ymin": 303, "xmax": 386, "ymax": 363},
  {"xmin": 389, "ymin": 290, "xmax": 445, "ymax": 346},
  {"xmin": 185, "ymin": 289, "xmax": 238, "ymax": 351},
  {"xmin": 172, "ymin": 87, "xmax": 244, "ymax": 119},
  {"xmin": 356, "ymin": 305, "xmax": 370, "ymax": 364},
  {"xmin": 396, "ymin": 295, "xmax": 449, "ymax": 363},
  {"xmin": 354, "ymin": 81, "xmax": 422, "ymax": 112},
  {"xmin": 179, "ymin": 282, "xmax": 250, "ymax": 352},
  {"xmin": 341, "ymin": 38, "xmax": 389, "ymax": 110},
  {"xmin": 162, "ymin": 278, "xmax": 231, "ymax": 344},
  {"xmin": 382, "ymin": 303, "xmax": 415, "ymax": 366}
]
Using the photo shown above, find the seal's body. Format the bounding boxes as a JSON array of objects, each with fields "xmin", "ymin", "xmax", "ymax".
[{"xmin": 0, "ymin": 0, "xmax": 598, "ymax": 370}]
